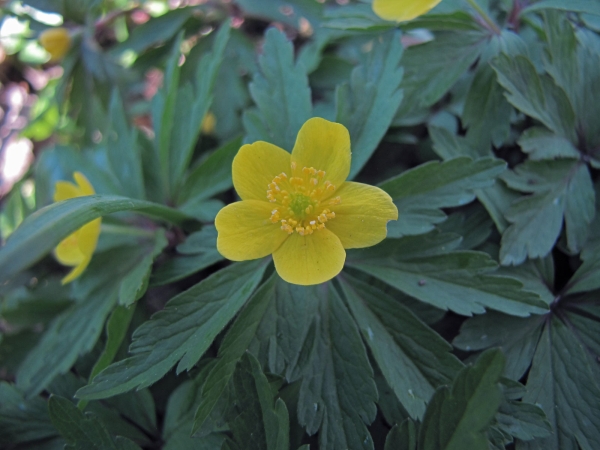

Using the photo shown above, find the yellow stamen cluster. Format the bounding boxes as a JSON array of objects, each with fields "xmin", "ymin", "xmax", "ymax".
[{"xmin": 266, "ymin": 162, "xmax": 341, "ymax": 236}]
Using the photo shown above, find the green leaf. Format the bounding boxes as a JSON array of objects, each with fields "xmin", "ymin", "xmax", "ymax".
[
  {"xmin": 380, "ymin": 156, "xmax": 506, "ymax": 237},
  {"xmin": 347, "ymin": 232, "xmax": 547, "ymax": 316},
  {"xmin": 522, "ymin": 0, "xmax": 600, "ymax": 16},
  {"xmin": 150, "ymin": 252, "xmax": 224, "ymax": 286},
  {"xmin": 297, "ymin": 283, "xmax": 377, "ymax": 450},
  {"xmin": 453, "ymin": 312, "xmax": 545, "ymax": 380},
  {"xmin": 399, "ymin": 31, "xmax": 488, "ymax": 110},
  {"xmin": 110, "ymin": 7, "xmax": 193, "ymax": 55},
  {"xmin": 226, "ymin": 353, "xmax": 289, "ymax": 450},
  {"xmin": 0, "ymin": 381, "xmax": 57, "ymax": 445},
  {"xmin": 340, "ymin": 277, "xmax": 462, "ymax": 419},
  {"xmin": 462, "ymin": 64, "xmax": 512, "ymax": 149},
  {"xmin": 0, "ymin": 195, "xmax": 192, "ymax": 283},
  {"xmin": 521, "ymin": 315, "xmax": 600, "ymax": 450},
  {"xmin": 76, "ymin": 260, "xmax": 268, "ymax": 400},
  {"xmin": 105, "ymin": 90, "xmax": 145, "ymax": 200},
  {"xmin": 385, "ymin": 420, "xmax": 417, "ymax": 450},
  {"xmin": 335, "ymin": 30, "xmax": 403, "ymax": 178},
  {"xmin": 492, "ymin": 53, "xmax": 577, "ymax": 141},
  {"xmin": 499, "ymin": 160, "xmax": 596, "ymax": 265},
  {"xmin": 322, "ymin": 4, "xmax": 393, "ymax": 31},
  {"xmin": 119, "ymin": 230, "xmax": 168, "ymax": 306},
  {"xmin": 495, "ymin": 400, "xmax": 552, "ymax": 442},
  {"xmin": 518, "ymin": 127, "xmax": 580, "ymax": 160},
  {"xmin": 178, "ymin": 136, "xmax": 241, "ymax": 207},
  {"xmin": 48, "ymin": 395, "xmax": 142, "ymax": 450},
  {"xmin": 418, "ymin": 349, "xmax": 505, "ymax": 450},
  {"xmin": 565, "ymin": 220, "xmax": 600, "ymax": 294},
  {"xmin": 169, "ymin": 23, "xmax": 231, "ymax": 194},
  {"xmin": 244, "ymin": 28, "xmax": 312, "ymax": 151},
  {"xmin": 235, "ymin": 0, "xmax": 323, "ymax": 29}
]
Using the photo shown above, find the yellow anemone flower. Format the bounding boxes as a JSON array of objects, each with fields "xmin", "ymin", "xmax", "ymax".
[
  {"xmin": 215, "ymin": 117, "xmax": 398, "ymax": 285},
  {"xmin": 372, "ymin": 0, "xmax": 443, "ymax": 22},
  {"xmin": 53, "ymin": 172, "xmax": 101, "ymax": 284},
  {"xmin": 39, "ymin": 27, "xmax": 71, "ymax": 62}
]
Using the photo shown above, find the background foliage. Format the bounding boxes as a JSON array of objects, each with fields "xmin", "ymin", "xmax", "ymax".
[{"xmin": 1, "ymin": 0, "xmax": 599, "ymax": 449}]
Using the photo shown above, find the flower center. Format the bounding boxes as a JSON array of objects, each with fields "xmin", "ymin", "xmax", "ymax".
[{"xmin": 266, "ymin": 162, "xmax": 341, "ymax": 236}]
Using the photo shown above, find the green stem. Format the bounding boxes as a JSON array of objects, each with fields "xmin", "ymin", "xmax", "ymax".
[
  {"xmin": 101, "ymin": 223, "xmax": 156, "ymax": 237},
  {"xmin": 466, "ymin": 0, "xmax": 502, "ymax": 35}
]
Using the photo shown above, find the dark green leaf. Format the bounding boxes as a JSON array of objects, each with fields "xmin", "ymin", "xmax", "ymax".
[
  {"xmin": 150, "ymin": 252, "xmax": 224, "ymax": 286},
  {"xmin": 380, "ymin": 157, "xmax": 506, "ymax": 238},
  {"xmin": 385, "ymin": 420, "xmax": 417, "ymax": 450},
  {"xmin": 347, "ymin": 233, "xmax": 546, "ymax": 316},
  {"xmin": 76, "ymin": 260, "xmax": 268, "ymax": 400},
  {"xmin": 518, "ymin": 127, "xmax": 580, "ymax": 160},
  {"xmin": 500, "ymin": 160, "xmax": 595, "ymax": 264},
  {"xmin": 340, "ymin": 277, "xmax": 462, "ymax": 419},
  {"xmin": 297, "ymin": 283, "xmax": 377, "ymax": 450},
  {"xmin": 244, "ymin": 28, "xmax": 312, "ymax": 151},
  {"xmin": 0, "ymin": 195, "xmax": 192, "ymax": 284},
  {"xmin": 495, "ymin": 400, "xmax": 552, "ymax": 442},
  {"xmin": 522, "ymin": 0, "xmax": 600, "ymax": 16},
  {"xmin": 48, "ymin": 395, "xmax": 142, "ymax": 450},
  {"xmin": 418, "ymin": 349, "xmax": 505, "ymax": 450},
  {"xmin": 335, "ymin": 30, "xmax": 403, "ymax": 178}
]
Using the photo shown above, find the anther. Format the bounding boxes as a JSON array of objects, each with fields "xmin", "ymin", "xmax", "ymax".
[{"xmin": 311, "ymin": 178, "xmax": 318, "ymax": 186}]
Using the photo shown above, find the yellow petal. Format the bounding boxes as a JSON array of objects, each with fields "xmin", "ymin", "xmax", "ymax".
[
  {"xmin": 61, "ymin": 254, "xmax": 92, "ymax": 285},
  {"xmin": 73, "ymin": 171, "xmax": 95, "ymax": 196},
  {"xmin": 291, "ymin": 118, "xmax": 351, "ymax": 189},
  {"xmin": 215, "ymin": 200, "xmax": 289, "ymax": 261},
  {"xmin": 325, "ymin": 181, "xmax": 398, "ymax": 249},
  {"xmin": 55, "ymin": 232, "xmax": 86, "ymax": 266},
  {"xmin": 53, "ymin": 181, "xmax": 79, "ymax": 202},
  {"xmin": 232, "ymin": 141, "xmax": 292, "ymax": 201},
  {"xmin": 78, "ymin": 218, "xmax": 102, "ymax": 257},
  {"xmin": 272, "ymin": 228, "xmax": 345, "ymax": 285},
  {"xmin": 372, "ymin": 0, "xmax": 443, "ymax": 22},
  {"xmin": 39, "ymin": 27, "xmax": 71, "ymax": 62}
]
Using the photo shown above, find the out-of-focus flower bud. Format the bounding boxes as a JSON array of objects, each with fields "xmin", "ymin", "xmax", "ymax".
[{"xmin": 39, "ymin": 27, "xmax": 71, "ymax": 62}]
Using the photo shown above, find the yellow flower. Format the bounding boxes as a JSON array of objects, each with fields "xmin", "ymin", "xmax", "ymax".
[
  {"xmin": 372, "ymin": 0, "xmax": 443, "ymax": 22},
  {"xmin": 215, "ymin": 117, "xmax": 398, "ymax": 285},
  {"xmin": 53, "ymin": 172, "xmax": 101, "ymax": 284},
  {"xmin": 39, "ymin": 27, "xmax": 71, "ymax": 62}
]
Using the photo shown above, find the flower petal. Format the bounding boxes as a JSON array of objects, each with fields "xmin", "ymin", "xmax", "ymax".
[
  {"xmin": 272, "ymin": 228, "xmax": 345, "ymax": 285},
  {"xmin": 216, "ymin": 200, "xmax": 289, "ymax": 261},
  {"xmin": 325, "ymin": 181, "xmax": 398, "ymax": 249},
  {"xmin": 73, "ymin": 171, "xmax": 95, "ymax": 195},
  {"xmin": 291, "ymin": 117, "xmax": 351, "ymax": 188},
  {"xmin": 232, "ymin": 141, "xmax": 291, "ymax": 201},
  {"xmin": 53, "ymin": 181, "xmax": 79, "ymax": 202},
  {"xmin": 372, "ymin": 0, "xmax": 442, "ymax": 22},
  {"xmin": 78, "ymin": 218, "xmax": 102, "ymax": 257},
  {"xmin": 61, "ymin": 255, "xmax": 92, "ymax": 285},
  {"xmin": 55, "ymin": 232, "xmax": 86, "ymax": 266}
]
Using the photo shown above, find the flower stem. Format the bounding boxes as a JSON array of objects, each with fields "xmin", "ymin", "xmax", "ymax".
[{"xmin": 466, "ymin": 0, "xmax": 502, "ymax": 35}]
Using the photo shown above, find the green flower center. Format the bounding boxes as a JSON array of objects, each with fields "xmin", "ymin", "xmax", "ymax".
[{"xmin": 266, "ymin": 162, "xmax": 341, "ymax": 236}]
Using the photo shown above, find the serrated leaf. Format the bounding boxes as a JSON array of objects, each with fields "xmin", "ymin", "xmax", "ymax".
[
  {"xmin": 340, "ymin": 277, "xmax": 462, "ymax": 419},
  {"xmin": 226, "ymin": 354, "xmax": 289, "ymax": 450},
  {"xmin": 48, "ymin": 395, "xmax": 141, "ymax": 450},
  {"xmin": 335, "ymin": 30, "xmax": 403, "ymax": 178},
  {"xmin": 380, "ymin": 156, "xmax": 506, "ymax": 237},
  {"xmin": 0, "ymin": 195, "xmax": 191, "ymax": 283},
  {"xmin": 169, "ymin": 23, "xmax": 231, "ymax": 194},
  {"xmin": 462, "ymin": 64, "xmax": 512, "ymax": 149},
  {"xmin": 0, "ymin": 382, "xmax": 57, "ymax": 445},
  {"xmin": 178, "ymin": 137, "xmax": 241, "ymax": 207},
  {"xmin": 520, "ymin": 315, "xmax": 600, "ymax": 450},
  {"xmin": 565, "ymin": 217, "xmax": 600, "ymax": 294},
  {"xmin": 492, "ymin": 53, "xmax": 577, "ymax": 141},
  {"xmin": 454, "ymin": 312, "xmax": 545, "ymax": 380},
  {"xmin": 518, "ymin": 127, "xmax": 580, "ymax": 160},
  {"xmin": 76, "ymin": 260, "xmax": 268, "ymax": 400},
  {"xmin": 419, "ymin": 349, "xmax": 505, "ymax": 450},
  {"xmin": 347, "ymin": 232, "xmax": 546, "ymax": 316},
  {"xmin": 500, "ymin": 160, "xmax": 596, "ymax": 264},
  {"xmin": 399, "ymin": 31, "xmax": 488, "ymax": 110},
  {"xmin": 296, "ymin": 283, "xmax": 377, "ymax": 450},
  {"xmin": 105, "ymin": 90, "xmax": 145, "ymax": 200},
  {"xmin": 495, "ymin": 400, "xmax": 552, "ymax": 442},
  {"xmin": 244, "ymin": 28, "xmax": 312, "ymax": 151}
]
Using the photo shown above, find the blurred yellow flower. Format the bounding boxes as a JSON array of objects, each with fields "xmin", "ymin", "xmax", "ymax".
[
  {"xmin": 39, "ymin": 27, "xmax": 71, "ymax": 62},
  {"xmin": 201, "ymin": 112, "xmax": 217, "ymax": 135},
  {"xmin": 373, "ymin": 0, "xmax": 443, "ymax": 22},
  {"xmin": 215, "ymin": 117, "xmax": 398, "ymax": 285},
  {"xmin": 53, "ymin": 172, "xmax": 101, "ymax": 284}
]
